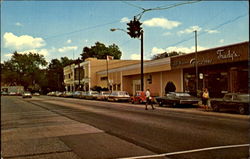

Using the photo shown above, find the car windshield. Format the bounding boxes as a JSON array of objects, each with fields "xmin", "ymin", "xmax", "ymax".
[
  {"xmin": 119, "ymin": 92, "xmax": 128, "ymax": 95},
  {"xmin": 172, "ymin": 93, "xmax": 191, "ymax": 97}
]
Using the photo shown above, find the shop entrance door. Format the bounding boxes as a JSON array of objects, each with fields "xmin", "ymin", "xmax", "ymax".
[{"xmin": 133, "ymin": 80, "xmax": 141, "ymax": 95}]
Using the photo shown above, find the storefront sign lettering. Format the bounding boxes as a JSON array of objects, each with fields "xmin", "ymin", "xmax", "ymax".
[
  {"xmin": 190, "ymin": 58, "xmax": 212, "ymax": 65},
  {"xmin": 172, "ymin": 60, "xmax": 189, "ymax": 67},
  {"xmin": 217, "ymin": 49, "xmax": 240, "ymax": 60},
  {"xmin": 172, "ymin": 58, "xmax": 212, "ymax": 67}
]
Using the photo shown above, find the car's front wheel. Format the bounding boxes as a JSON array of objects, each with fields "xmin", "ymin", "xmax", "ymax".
[
  {"xmin": 158, "ymin": 101, "xmax": 163, "ymax": 107},
  {"xmin": 212, "ymin": 104, "xmax": 220, "ymax": 112},
  {"xmin": 238, "ymin": 106, "xmax": 246, "ymax": 115}
]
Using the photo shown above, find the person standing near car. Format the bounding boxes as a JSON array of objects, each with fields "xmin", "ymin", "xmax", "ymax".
[
  {"xmin": 202, "ymin": 88, "xmax": 209, "ymax": 110},
  {"xmin": 145, "ymin": 89, "xmax": 155, "ymax": 110}
]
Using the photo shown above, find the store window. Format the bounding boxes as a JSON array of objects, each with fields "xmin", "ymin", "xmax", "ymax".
[{"xmin": 117, "ymin": 84, "xmax": 121, "ymax": 91}]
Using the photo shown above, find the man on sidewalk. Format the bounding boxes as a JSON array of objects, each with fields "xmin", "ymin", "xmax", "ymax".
[{"xmin": 145, "ymin": 89, "xmax": 155, "ymax": 110}]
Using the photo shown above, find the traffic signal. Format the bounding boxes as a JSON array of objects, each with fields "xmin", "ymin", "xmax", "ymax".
[
  {"xmin": 127, "ymin": 20, "xmax": 136, "ymax": 38},
  {"xmin": 127, "ymin": 18, "xmax": 143, "ymax": 38},
  {"xmin": 133, "ymin": 20, "xmax": 142, "ymax": 38}
]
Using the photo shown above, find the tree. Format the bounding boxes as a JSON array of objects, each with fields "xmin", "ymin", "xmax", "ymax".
[
  {"xmin": 80, "ymin": 42, "xmax": 122, "ymax": 60},
  {"xmin": 46, "ymin": 57, "xmax": 73, "ymax": 92},
  {"xmin": 152, "ymin": 51, "xmax": 185, "ymax": 60},
  {"xmin": 1, "ymin": 52, "xmax": 47, "ymax": 89},
  {"xmin": 165, "ymin": 81, "xmax": 176, "ymax": 94}
]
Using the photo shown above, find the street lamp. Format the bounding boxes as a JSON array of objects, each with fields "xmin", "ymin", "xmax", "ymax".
[
  {"xmin": 110, "ymin": 28, "xmax": 127, "ymax": 33},
  {"xmin": 110, "ymin": 27, "xmax": 144, "ymax": 91}
]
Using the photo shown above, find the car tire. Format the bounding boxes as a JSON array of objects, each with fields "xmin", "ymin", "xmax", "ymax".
[
  {"xmin": 139, "ymin": 99, "xmax": 143, "ymax": 104},
  {"xmin": 172, "ymin": 102, "xmax": 177, "ymax": 107},
  {"xmin": 239, "ymin": 106, "xmax": 246, "ymax": 115},
  {"xmin": 212, "ymin": 104, "xmax": 219, "ymax": 112},
  {"xmin": 158, "ymin": 101, "xmax": 163, "ymax": 107}
]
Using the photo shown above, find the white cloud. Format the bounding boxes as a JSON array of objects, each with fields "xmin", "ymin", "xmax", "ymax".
[
  {"xmin": 163, "ymin": 32, "xmax": 172, "ymax": 36},
  {"xmin": 130, "ymin": 54, "xmax": 140, "ymax": 60},
  {"xmin": 66, "ymin": 39, "xmax": 72, "ymax": 44},
  {"xmin": 151, "ymin": 46, "xmax": 208, "ymax": 56},
  {"xmin": 15, "ymin": 22, "xmax": 23, "ymax": 27},
  {"xmin": 177, "ymin": 26, "xmax": 202, "ymax": 35},
  {"xmin": 4, "ymin": 53, "xmax": 13, "ymax": 57},
  {"xmin": 151, "ymin": 47, "xmax": 166, "ymax": 55},
  {"xmin": 3, "ymin": 32, "xmax": 46, "ymax": 50},
  {"xmin": 58, "ymin": 46, "xmax": 78, "ymax": 53},
  {"xmin": 143, "ymin": 18, "xmax": 181, "ymax": 29},
  {"xmin": 205, "ymin": 29, "xmax": 219, "ymax": 34},
  {"xmin": 120, "ymin": 17, "xmax": 130, "ymax": 23},
  {"xmin": 219, "ymin": 39, "xmax": 225, "ymax": 43},
  {"xmin": 18, "ymin": 49, "xmax": 49, "ymax": 56}
]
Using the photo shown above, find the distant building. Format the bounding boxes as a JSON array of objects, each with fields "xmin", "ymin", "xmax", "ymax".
[{"xmin": 1, "ymin": 86, "xmax": 24, "ymax": 94}]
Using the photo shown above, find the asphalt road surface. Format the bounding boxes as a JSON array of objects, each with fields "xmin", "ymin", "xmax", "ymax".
[{"xmin": 1, "ymin": 96, "xmax": 249, "ymax": 159}]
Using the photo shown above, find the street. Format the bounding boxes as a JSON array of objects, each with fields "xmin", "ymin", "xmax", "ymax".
[{"xmin": 1, "ymin": 96, "xmax": 249, "ymax": 159}]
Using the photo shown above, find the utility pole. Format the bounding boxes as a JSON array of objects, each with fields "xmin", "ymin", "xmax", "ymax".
[
  {"xmin": 140, "ymin": 30, "xmax": 144, "ymax": 91},
  {"xmin": 110, "ymin": 17, "xmax": 143, "ymax": 91},
  {"xmin": 106, "ymin": 58, "xmax": 109, "ymax": 90},
  {"xmin": 194, "ymin": 30, "xmax": 198, "ymax": 95},
  {"xmin": 78, "ymin": 58, "xmax": 81, "ymax": 91}
]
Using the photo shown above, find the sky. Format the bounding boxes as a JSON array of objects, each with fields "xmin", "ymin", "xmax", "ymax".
[{"xmin": 1, "ymin": 1, "xmax": 249, "ymax": 63}]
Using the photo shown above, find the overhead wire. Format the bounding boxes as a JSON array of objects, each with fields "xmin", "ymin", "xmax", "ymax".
[
  {"xmin": 44, "ymin": 20, "xmax": 120, "ymax": 40},
  {"xmin": 150, "ymin": 12, "xmax": 248, "ymax": 57},
  {"xmin": 135, "ymin": 0, "xmax": 202, "ymax": 20}
]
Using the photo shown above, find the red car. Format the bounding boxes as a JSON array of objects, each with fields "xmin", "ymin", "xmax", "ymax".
[{"xmin": 130, "ymin": 91, "xmax": 147, "ymax": 104}]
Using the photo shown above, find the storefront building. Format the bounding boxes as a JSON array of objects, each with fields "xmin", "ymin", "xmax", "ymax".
[
  {"xmin": 64, "ymin": 58, "xmax": 141, "ymax": 92},
  {"xmin": 171, "ymin": 41, "xmax": 249, "ymax": 97},
  {"xmin": 97, "ymin": 57, "xmax": 183, "ymax": 96},
  {"xmin": 64, "ymin": 41, "xmax": 248, "ymax": 98}
]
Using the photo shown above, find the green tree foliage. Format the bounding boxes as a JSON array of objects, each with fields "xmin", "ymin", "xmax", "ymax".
[
  {"xmin": 152, "ymin": 51, "xmax": 185, "ymax": 60},
  {"xmin": 80, "ymin": 42, "xmax": 122, "ymax": 60},
  {"xmin": 45, "ymin": 57, "xmax": 73, "ymax": 92},
  {"xmin": 165, "ymin": 81, "xmax": 176, "ymax": 94},
  {"xmin": 1, "ymin": 52, "xmax": 47, "ymax": 90}
]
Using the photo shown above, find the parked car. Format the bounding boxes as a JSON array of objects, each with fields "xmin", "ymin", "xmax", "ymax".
[
  {"xmin": 1, "ymin": 91, "xmax": 8, "ymax": 96},
  {"xmin": 96, "ymin": 91, "xmax": 111, "ymax": 101},
  {"xmin": 63, "ymin": 91, "xmax": 73, "ymax": 98},
  {"xmin": 55, "ymin": 91, "xmax": 63, "ymax": 97},
  {"xmin": 22, "ymin": 91, "xmax": 32, "ymax": 98},
  {"xmin": 9, "ymin": 92, "xmax": 18, "ymax": 96},
  {"xmin": 107, "ymin": 91, "xmax": 130, "ymax": 102},
  {"xmin": 130, "ymin": 91, "xmax": 146, "ymax": 104},
  {"xmin": 72, "ymin": 91, "xmax": 84, "ymax": 98},
  {"xmin": 156, "ymin": 92, "xmax": 200, "ymax": 107},
  {"xmin": 33, "ymin": 92, "xmax": 40, "ymax": 96},
  {"xmin": 47, "ymin": 92, "xmax": 55, "ymax": 96},
  {"xmin": 83, "ymin": 91, "xmax": 99, "ymax": 100},
  {"xmin": 210, "ymin": 93, "xmax": 249, "ymax": 115}
]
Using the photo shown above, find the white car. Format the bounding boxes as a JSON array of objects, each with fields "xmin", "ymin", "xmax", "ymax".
[
  {"xmin": 107, "ymin": 91, "xmax": 130, "ymax": 102},
  {"xmin": 22, "ymin": 91, "xmax": 32, "ymax": 98}
]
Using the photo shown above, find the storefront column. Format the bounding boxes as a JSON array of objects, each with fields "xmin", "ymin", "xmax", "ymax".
[{"xmin": 229, "ymin": 67, "xmax": 238, "ymax": 93}]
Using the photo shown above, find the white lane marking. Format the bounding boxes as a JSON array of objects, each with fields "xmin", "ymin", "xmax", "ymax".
[{"xmin": 118, "ymin": 144, "xmax": 250, "ymax": 159}]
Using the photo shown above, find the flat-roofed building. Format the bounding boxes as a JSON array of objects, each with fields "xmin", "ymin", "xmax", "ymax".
[{"xmin": 63, "ymin": 58, "xmax": 141, "ymax": 92}]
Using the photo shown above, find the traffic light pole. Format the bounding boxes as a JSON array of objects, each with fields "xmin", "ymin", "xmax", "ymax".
[{"xmin": 140, "ymin": 30, "xmax": 144, "ymax": 91}]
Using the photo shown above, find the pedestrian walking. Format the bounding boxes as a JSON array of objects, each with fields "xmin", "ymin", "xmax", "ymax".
[
  {"xmin": 202, "ymin": 88, "xmax": 209, "ymax": 110},
  {"xmin": 145, "ymin": 89, "xmax": 155, "ymax": 110}
]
